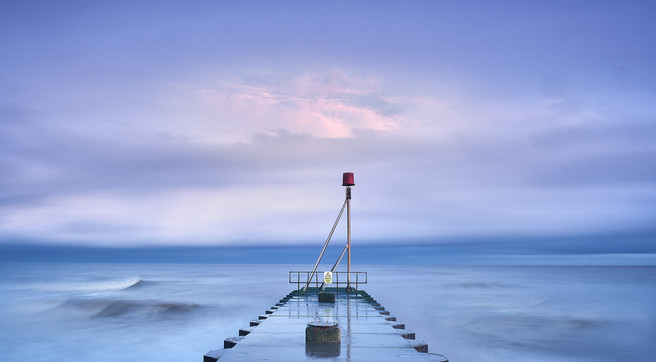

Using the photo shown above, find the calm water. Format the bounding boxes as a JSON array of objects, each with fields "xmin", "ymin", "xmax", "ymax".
[{"xmin": 0, "ymin": 263, "xmax": 654, "ymax": 361}]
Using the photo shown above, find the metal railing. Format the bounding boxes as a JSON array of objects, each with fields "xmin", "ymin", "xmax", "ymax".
[{"xmin": 289, "ymin": 271, "xmax": 367, "ymax": 296}]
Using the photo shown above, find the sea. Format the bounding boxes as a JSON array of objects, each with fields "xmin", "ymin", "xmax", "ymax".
[{"xmin": 0, "ymin": 263, "xmax": 654, "ymax": 362}]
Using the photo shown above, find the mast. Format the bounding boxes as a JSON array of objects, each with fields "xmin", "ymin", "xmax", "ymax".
[{"xmin": 342, "ymin": 172, "xmax": 354, "ymax": 291}]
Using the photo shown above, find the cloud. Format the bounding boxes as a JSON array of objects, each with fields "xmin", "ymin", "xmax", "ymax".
[
  {"xmin": 1, "ymin": 64, "xmax": 655, "ymax": 250},
  {"xmin": 168, "ymin": 70, "xmax": 406, "ymax": 142},
  {"xmin": 1, "ymin": 0, "xmax": 654, "ymax": 261}
]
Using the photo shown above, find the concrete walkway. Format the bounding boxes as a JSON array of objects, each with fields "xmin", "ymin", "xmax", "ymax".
[{"xmin": 204, "ymin": 289, "xmax": 448, "ymax": 362}]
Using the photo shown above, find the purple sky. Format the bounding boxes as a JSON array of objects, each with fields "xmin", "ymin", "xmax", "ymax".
[{"xmin": 1, "ymin": 1, "xmax": 655, "ymax": 258}]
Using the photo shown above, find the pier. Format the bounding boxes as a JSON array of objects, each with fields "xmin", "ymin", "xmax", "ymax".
[
  {"xmin": 204, "ymin": 173, "xmax": 447, "ymax": 361},
  {"xmin": 204, "ymin": 286, "xmax": 448, "ymax": 361}
]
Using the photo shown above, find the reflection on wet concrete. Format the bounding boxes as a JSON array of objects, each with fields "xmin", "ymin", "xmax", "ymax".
[{"xmin": 305, "ymin": 342, "xmax": 340, "ymax": 358}]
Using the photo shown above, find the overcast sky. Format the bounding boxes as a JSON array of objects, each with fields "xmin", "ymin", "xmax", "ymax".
[{"xmin": 1, "ymin": 1, "xmax": 655, "ymax": 258}]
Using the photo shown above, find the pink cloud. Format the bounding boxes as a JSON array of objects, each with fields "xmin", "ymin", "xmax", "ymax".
[{"xmin": 190, "ymin": 70, "xmax": 406, "ymax": 140}]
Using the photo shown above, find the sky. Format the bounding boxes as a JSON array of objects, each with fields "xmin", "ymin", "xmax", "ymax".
[{"xmin": 1, "ymin": 1, "xmax": 655, "ymax": 262}]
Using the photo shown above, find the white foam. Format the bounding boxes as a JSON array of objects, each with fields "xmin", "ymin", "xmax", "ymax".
[{"xmin": 36, "ymin": 277, "xmax": 142, "ymax": 292}]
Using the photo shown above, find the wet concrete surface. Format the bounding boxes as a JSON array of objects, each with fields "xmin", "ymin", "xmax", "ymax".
[{"xmin": 205, "ymin": 289, "xmax": 447, "ymax": 362}]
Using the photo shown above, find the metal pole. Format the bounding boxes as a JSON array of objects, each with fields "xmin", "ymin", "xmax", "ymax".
[
  {"xmin": 319, "ymin": 245, "xmax": 347, "ymax": 292},
  {"xmin": 302, "ymin": 199, "xmax": 348, "ymax": 293},
  {"xmin": 346, "ymin": 186, "xmax": 352, "ymax": 292},
  {"xmin": 331, "ymin": 245, "xmax": 347, "ymax": 273}
]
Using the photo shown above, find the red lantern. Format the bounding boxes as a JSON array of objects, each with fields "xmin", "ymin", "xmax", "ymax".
[{"xmin": 342, "ymin": 172, "xmax": 355, "ymax": 186}]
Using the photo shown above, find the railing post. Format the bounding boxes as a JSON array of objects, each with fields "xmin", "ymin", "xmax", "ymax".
[{"xmin": 289, "ymin": 270, "xmax": 366, "ymax": 294}]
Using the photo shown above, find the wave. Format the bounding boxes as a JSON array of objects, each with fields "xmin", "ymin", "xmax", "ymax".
[
  {"xmin": 58, "ymin": 298, "xmax": 200, "ymax": 319},
  {"xmin": 35, "ymin": 277, "xmax": 146, "ymax": 293},
  {"xmin": 123, "ymin": 279, "xmax": 157, "ymax": 290}
]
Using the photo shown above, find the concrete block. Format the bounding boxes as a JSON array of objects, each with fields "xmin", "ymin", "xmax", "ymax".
[
  {"xmin": 396, "ymin": 329, "xmax": 415, "ymax": 340},
  {"xmin": 305, "ymin": 321, "xmax": 340, "ymax": 344},
  {"xmin": 318, "ymin": 292, "xmax": 335, "ymax": 303},
  {"xmin": 203, "ymin": 349, "xmax": 225, "ymax": 362},
  {"xmin": 239, "ymin": 327, "xmax": 254, "ymax": 336},
  {"xmin": 409, "ymin": 340, "xmax": 428, "ymax": 353},
  {"xmin": 224, "ymin": 336, "xmax": 243, "ymax": 349}
]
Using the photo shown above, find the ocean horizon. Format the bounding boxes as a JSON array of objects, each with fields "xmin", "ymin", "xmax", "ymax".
[{"xmin": 2, "ymin": 243, "xmax": 656, "ymax": 265}]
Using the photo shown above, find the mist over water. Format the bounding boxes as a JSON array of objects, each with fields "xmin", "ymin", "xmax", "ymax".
[
  {"xmin": 0, "ymin": 263, "xmax": 290, "ymax": 362},
  {"xmin": 366, "ymin": 266, "xmax": 656, "ymax": 361},
  {"xmin": 0, "ymin": 263, "xmax": 654, "ymax": 362}
]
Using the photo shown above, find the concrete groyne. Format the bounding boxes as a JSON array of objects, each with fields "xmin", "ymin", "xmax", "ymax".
[{"xmin": 204, "ymin": 288, "xmax": 447, "ymax": 361}]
